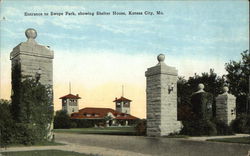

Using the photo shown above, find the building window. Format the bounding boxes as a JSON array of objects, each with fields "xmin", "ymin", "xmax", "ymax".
[
  {"xmin": 116, "ymin": 102, "xmax": 121, "ymax": 107},
  {"xmin": 69, "ymin": 99, "xmax": 77, "ymax": 106},
  {"xmin": 124, "ymin": 102, "xmax": 130, "ymax": 107}
]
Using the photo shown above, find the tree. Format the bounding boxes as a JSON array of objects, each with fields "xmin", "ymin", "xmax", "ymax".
[
  {"xmin": 177, "ymin": 69, "xmax": 225, "ymax": 120},
  {"xmin": 0, "ymin": 99, "xmax": 14, "ymax": 147},
  {"xmin": 225, "ymin": 50, "xmax": 249, "ymax": 96},
  {"xmin": 54, "ymin": 110, "xmax": 71, "ymax": 129},
  {"xmin": 177, "ymin": 77, "xmax": 192, "ymax": 120},
  {"xmin": 225, "ymin": 50, "xmax": 250, "ymax": 114},
  {"xmin": 11, "ymin": 76, "xmax": 54, "ymax": 144},
  {"xmin": 187, "ymin": 69, "xmax": 225, "ymax": 97}
]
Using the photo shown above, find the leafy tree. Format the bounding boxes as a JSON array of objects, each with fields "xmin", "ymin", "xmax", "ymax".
[
  {"xmin": 225, "ymin": 50, "xmax": 250, "ymax": 114},
  {"xmin": 225, "ymin": 50, "xmax": 249, "ymax": 97},
  {"xmin": 14, "ymin": 78, "xmax": 53, "ymax": 126},
  {"xmin": 177, "ymin": 77, "xmax": 192, "ymax": 120},
  {"xmin": 0, "ymin": 99, "xmax": 14, "ymax": 147},
  {"xmin": 10, "ymin": 63, "xmax": 21, "ymax": 122},
  {"xmin": 11, "ymin": 68, "xmax": 54, "ymax": 144},
  {"xmin": 187, "ymin": 69, "xmax": 225, "ymax": 97},
  {"xmin": 54, "ymin": 110, "xmax": 71, "ymax": 129},
  {"xmin": 177, "ymin": 69, "xmax": 225, "ymax": 120}
]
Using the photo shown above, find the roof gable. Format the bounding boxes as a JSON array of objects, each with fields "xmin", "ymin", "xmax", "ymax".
[
  {"xmin": 113, "ymin": 96, "xmax": 132, "ymax": 102},
  {"xmin": 71, "ymin": 107, "xmax": 139, "ymax": 120},
  {"xmin": 59, "ymin": 94, "xmax": 81, "ymax": 99}
]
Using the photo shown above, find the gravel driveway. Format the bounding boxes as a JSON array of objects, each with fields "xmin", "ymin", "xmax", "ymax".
[{"xmin": 55, "ymin": 133, "xmax": 250, "ymax": 156}]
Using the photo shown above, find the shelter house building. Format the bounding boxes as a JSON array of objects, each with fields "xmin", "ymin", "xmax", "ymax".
[{"xmin": 60, "ymin": 95, "xmax": 139, "ymax": 126}]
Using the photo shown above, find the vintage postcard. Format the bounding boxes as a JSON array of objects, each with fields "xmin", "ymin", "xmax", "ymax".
[{"xmin": 0, "ymin": 0, "xmax": 249, "ymax": 156}]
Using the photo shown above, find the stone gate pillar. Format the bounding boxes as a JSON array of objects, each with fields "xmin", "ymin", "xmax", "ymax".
[
  {"xmin": 216, "ymin": 87, "xmax": 236, "ymax": 125},
  {"xmin": 191, "ymin": 84, "xmax": 213, "ymax": 120},
  {"xmin": 10, "ymin": 28, "xmax": 54, "ymax": 86},
  {"xmin": 10, "ymin": 28, "xmax": 54, "ymax": 140},
  {"xmin": 145, "ymin": 54, "xmax": 181, "ymax": 136}
]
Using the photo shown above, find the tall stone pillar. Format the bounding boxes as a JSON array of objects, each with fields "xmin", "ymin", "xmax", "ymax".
[
  {"xmin": 216, "ymin": 87, "xmax": 236, "ymax": 125},
  {"xmin": 10, "ymin": 28, "xmax": 54, "ymax": 85},
  {"xmin": 191, "ymin": 83, "xmax": 213, "ymax": 120},
  {"xmin": 145, "ymin": 54, "xmax": 181, "ymax": 136},
  {"xmin": 10, "ymin": 28, "xmax": 54, "ymax": 140}
]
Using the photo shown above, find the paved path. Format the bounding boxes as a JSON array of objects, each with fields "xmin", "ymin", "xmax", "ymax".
[
  {"xmin": 55, "ymin": 133, "xmax": 250, "ymax": 156},
  {"xmin": 1, "ymin": 133, "xmax": 250, "ymax": 156},
  {"xmin": 0, "ymin": 144, "xmax": 149, "ymax": 156},
  {"xmin": 188, "ymin": 133, "xmax": 250, "ymax": 141}
]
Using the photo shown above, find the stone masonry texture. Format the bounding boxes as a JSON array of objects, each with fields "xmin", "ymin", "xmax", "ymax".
[
  {"xmin": 10, "ymin": 28, "xmax": 54, "ymax": 140},
  {"xmin": 216, "ymin": 92, "xmax": 236, "ymax": 125},
  {"xmin": 145, "ymin": 54, "xmax": 181, "ymax": 137}
]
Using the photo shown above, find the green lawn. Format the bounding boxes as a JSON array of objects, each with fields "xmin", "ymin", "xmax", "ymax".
[
  {"xmin": 207, "ymin": 137, "xmax": 250, "ymax": 144},
  {"xmin": 1, "ymin": 150, "xmax": 97, "ymax": 156},
  {"xmin": 6, "ymin": 141, "xmax": 64, "ymax": 148},
  {"xmin": 164, "ymin": 135, "xmax": 189, "ymax": 138},
  {"xmin": 54, "ymin": 127, "xmax": 136, "ymax": 135}
]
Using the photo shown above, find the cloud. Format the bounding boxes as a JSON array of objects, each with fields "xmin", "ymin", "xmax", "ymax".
[
  {"xmin": 0, "ymin": 47, "xmax": 229, "ymax": 118},
  {"xmin": 39, "ymin": 32, "xmax": 86, "ymax": 40}
]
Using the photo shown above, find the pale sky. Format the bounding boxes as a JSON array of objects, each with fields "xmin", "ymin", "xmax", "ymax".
[{"xmin": 0, "ymin": 0, "xmax": 249, "ymax": 118}]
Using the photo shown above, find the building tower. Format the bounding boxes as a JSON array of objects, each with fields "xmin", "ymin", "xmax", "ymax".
[
  {"xmin": 113, "ymin": 96, "xmax": 131, "ymax": 114},
  {"xmin": 60, "ymin": 93, "xmax": 81, "ymax": 115}
]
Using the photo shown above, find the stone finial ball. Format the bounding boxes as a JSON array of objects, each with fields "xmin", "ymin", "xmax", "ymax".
[
  {"xmin": 157, "ymin": 54, "xmax": 165, "ymax": 62},
  {"xmin": 223, "ymin": 86, "xmax": 229, "ymax": 93},
  {"xmin": 25, "ymin": 28, "xmax": 37, "ymax": 39},
  {"xmin": 198, "ymin": 83, "xmax": 205, "ymax": 90}
]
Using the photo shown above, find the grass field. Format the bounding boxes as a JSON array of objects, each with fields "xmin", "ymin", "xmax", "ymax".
[
  {"xmin": 207, "ymin": 137, "xmax": 250, "ymax": 144},
  {"xmin": 54, "ymin": 126, "xmax": 136, "ymax": 135},
  {"xmin": 164, "ymin": 135, "xmax": 189, "ymax": 138},
  {"xmin": 5, "ymin": 141, "xmax": 64, "ymax": 148},
  {"xmin": 1, "ymin": 150, "xmax": 97, "ymax": 156}
]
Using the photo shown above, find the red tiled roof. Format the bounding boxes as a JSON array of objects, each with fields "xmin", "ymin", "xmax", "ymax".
[
  {"xmin": 71, "ymin": 107, "xmax": 139, "ymax": 120},
  {"xmin": 59, "ymin": 94, "xmax": 81, "ymax": 99},
  {"xmin": 113, "ymin": 96, "xmax": 132, "ymax": 102}
]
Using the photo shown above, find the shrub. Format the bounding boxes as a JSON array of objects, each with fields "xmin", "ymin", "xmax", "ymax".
[
  {"xmin": 212, "ymin": 119, "xmax": 233, "ymax": 135},
  {"xmin": 54, "ymin": 110, "xmax": 71, "ymax": 129},
  {"xmin": 191, "ymin": 92, "xmax": 214, "ymax": 120},
  {"xmin": 10, "ymin": 76, "xmax": 53, "ymax": 145},
  {"xmin": 70, "ymin": 121, "xmax": 78, "ymax": 128},
  {"xmin": 134, "ymin": 119, "xmax": 147, "ymax": 136},
  {"xmin": 180, "ymin": 119, "xmax": 217, "ymax": 136},
  {"xmin": 230, "ymin": 114, "xmax": 250, "ymax": 134},
  {"xmin": 0, "ymin": 98, "xmax": 51, "ymax": 147},
  {"xmin": 0, "ymin": 100, "xmax": 15, "ymax": 147},
  {"xmin": 14, "ymin": 123, "xmax": 38, "ymax": 145},
  {"xmin": 71, "ymin": 119, "xmax": 104, "ymax": 128}
]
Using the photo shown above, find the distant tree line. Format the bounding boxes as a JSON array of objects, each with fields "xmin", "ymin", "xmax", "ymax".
[
  {"xmin": 178, "ymin": 50, "xmax": 249, "ymax": 119},
  {"xmin": 177, "ymin": 50, "xmax": 250, "ymax": 135}
]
